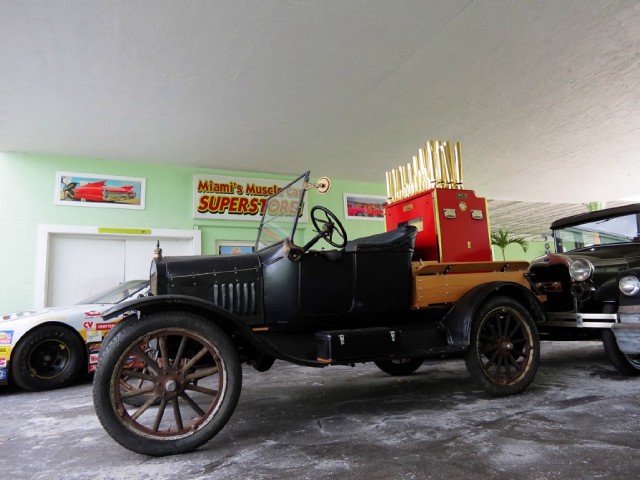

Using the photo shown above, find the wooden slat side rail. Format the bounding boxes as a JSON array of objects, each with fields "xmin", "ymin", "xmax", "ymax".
[
  {"xmin": 412, "ymin": 260, "xmax": 529, "ymax": 276},
  {"xmin": 412, "ymin": 270, "xmax": 530, "ymax": 308}
]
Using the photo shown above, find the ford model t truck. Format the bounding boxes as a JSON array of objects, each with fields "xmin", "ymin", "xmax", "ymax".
[{"xmin": 93, "ymin": 170, "xmax": 542, "ymax": 456}]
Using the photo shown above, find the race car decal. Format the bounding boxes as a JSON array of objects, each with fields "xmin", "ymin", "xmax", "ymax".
[
  {"xmin": 0, "ymin": 331, "xmax": 13, "ymax": 345},
  {"xmin": 97, "ymin": 322, "xmax": 118, "ymax": 331},
  {"xmin": 84, "ymin": 311, "xmax": 103, "ymax": 318},
  {"xmin": 0, "ymin": 368, "xmax": 7, "ymax": 381},
  {"xmin": 86, "ymin": 331, "xmax": 102, "ymax": 343},
  {"xmin": 0, "ymin": 346, "xmax": 10, "ymax": 365},
  {"xmin": 1, "ymin": 311, "xmax": 45, "ymax": 321}
]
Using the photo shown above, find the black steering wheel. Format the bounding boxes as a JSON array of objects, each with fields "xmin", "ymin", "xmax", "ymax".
[{"xmin": 304, "ymin": 205, "xmax": 348, "ymax": 250}]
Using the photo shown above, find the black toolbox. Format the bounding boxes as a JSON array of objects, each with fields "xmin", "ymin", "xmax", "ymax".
[{"xmin": 315, "ymin": 327, "xmax": 402, "ymax": 363}]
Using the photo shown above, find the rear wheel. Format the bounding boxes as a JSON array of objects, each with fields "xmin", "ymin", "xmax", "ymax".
[
  {"xmin": 464, "ymin": 296, "xmax": 539, "ymax": 396},
  {"xmin": 93, "ymin": 312, "xmax": 242, "ymax": 456},
  {"xmin": 10, "ymin": 325, "xmax": 85, "ymax": 391},
  {"xmin": 374, "ymin": 358, "xmax": 423, "ymax": 376}
]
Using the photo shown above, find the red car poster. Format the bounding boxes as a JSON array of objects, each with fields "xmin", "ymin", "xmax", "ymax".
[{"xmin": 55, "ymin": 172, "xmax": 145, "ymax": 209}]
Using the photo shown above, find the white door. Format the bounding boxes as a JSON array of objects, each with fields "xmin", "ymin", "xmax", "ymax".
[
  {"xmin": 45, "ymin": 233, "xmax": 197, "ymax": 306},
  {"xmin": 48, "ymin": 236, "xmax": 126, "ymax": 306}
]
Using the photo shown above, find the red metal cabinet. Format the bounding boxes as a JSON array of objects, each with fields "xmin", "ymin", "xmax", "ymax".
[{"xmin": 384, "ymin": 188, "xmax": 492, "ymax": 262}]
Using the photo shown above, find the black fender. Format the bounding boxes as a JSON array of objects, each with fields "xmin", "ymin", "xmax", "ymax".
[
  {"xmin": 440, "ymin": 281, "xmax": 544, "ymax": 349},
  {"xmin": 101, "ymin": 294, "xmax": 278, "ymax": 360},
  {"xmin": 593, "ymin": 277, "xmax": 619, "ymax": 305}
]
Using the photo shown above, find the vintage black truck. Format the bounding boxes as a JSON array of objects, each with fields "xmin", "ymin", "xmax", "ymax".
[{"xmin": 93, "ymin": 171, "xmax": 542, "ymax": 456}]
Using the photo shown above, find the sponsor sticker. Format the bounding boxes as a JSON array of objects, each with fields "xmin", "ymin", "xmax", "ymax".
[
  {"xmin": 86, "ymin": 331, "xmax": 102, "ymax": 343},
  {"xmin": 97, "ymin": 322, "xmax": 117, "ymax": 331},
  {"xmin": 89, "ymin": 353, "xmax": 100, "ymax": 364},
  {"xmin": 0, "ymin": 359, "xmax": 6, "ymax": 368},
  {"xmin": 0, "ymin": 369, "xmax": 7, "ymax": 381},
  {"xmin": 0, "ymin": 331, "xmax": 13, "ymax": 345},
  {"xmin": 1, "ymin": 311, "xmax": 43, "ymax": 321}
]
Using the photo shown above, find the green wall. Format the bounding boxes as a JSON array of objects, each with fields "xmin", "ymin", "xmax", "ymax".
[
  {"xmin": 0, "ymin": 152, "xmax": 549, "ymax": 313},
  {"xmin": 0, "ymin": 152, "xmax": 386, "ymax": 312}
]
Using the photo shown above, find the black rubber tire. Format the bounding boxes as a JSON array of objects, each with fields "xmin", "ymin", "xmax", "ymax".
[
  {"xmin": 464, "ymin": 296, "xmax": 540, "ymax": 397},
  {"xmin": 602, "ymin": 329, "xmax": 640, "ymax": 376},
  {"xmin": 93, "ymin": 312, "xmax": 242, "ymax": 456},
  {"xmin": 10, "ymin": 325, "xmax": 85, "ymax": 391},
  {"xmin": 374, "ymin": 358, "xmax": 423, "ymax": 376}
]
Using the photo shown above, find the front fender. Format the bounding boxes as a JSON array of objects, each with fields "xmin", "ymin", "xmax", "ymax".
[
  {"xmin": 100, "ymin": 295, "xmax": 288, "ymax": 364},
  {"xmin": 593, "ymin": 277, "xmax": 619, "ymax": 304},
  {"xmin": 441, "ymin": 281, "xmax": 544, "ymax": 348},
  {"xmin": 103, "ymin": 294, "xmax": 241, "ymax": 323}
]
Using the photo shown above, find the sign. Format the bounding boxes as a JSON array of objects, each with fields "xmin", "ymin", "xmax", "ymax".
[
  {"xmin": 98, "ymin": 227, "xmax": 151, "ymax": 235},
  {"xmin": 193, "ymin": 174, "xmax": 307, "ymax": 222}
]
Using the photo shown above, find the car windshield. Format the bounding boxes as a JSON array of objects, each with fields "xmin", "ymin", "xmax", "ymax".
[
  {"xmin": 76, "ymin": 279, "xmax": 149, "ymax": 304},
  {"xmin": 255, "ymin": 171, "xmax": 309, "ymax": 251},
  {"xmin": 554, "ymin": 212, "xmax": 640, "ymax": 252}
]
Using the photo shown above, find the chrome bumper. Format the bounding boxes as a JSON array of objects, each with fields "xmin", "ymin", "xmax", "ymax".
[{"xmin": 540, "ymin": 312, "xmax": 616, "ymax": 329}]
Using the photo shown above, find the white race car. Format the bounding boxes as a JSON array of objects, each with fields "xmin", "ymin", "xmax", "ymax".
[{"xmin": 0, "ymin": 280, "xmax": 149, "ymax": 391}]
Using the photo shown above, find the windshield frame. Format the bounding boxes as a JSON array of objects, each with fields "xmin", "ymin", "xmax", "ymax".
[
  {"xmin": 553, "ymin": 211, "xmax": 640, "ymax": 252},
  {"xmin": 76, "ymin": 279, "xmax": 150, "ymax": 305},
  {"xmin": 255, "ymin": 171, "xmax": 310, "ymax": 251}
]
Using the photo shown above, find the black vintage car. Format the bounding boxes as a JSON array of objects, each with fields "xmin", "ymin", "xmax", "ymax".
[
  {"xmin": 93, "ymin": 172, "xmax": 542, "ymax": 456},
  {"xmin": 527, "ymin": 204, "xmax": 640, "ymax": 374}
]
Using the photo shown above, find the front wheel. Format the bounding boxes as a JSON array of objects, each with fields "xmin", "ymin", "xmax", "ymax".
[
  {"xmin": 464, "ymin": 296, "xmax": 539, "ymax": 397},
  {"xmin": 374, "ymin": 358, "xmax": 423, "ymax": 376},
  {"xmin": 93, "ymin": 312, "xmax": 242, "ymax": 456},
  {"xmin": 10, "ymin": 325, "xmax": 85, "ymax": 391},
  {"xmin": 602, "ymin": 329, "xmax": 640, "ymax": 376}
]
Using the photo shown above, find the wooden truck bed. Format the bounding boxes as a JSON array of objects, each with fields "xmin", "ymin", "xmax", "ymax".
[{"xmin": 411, "ymin": 260, "xmax": 531, "ymax": 308}]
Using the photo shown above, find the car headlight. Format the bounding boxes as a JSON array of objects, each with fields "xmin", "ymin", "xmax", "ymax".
[
  {"xmin": 619, "ymin": 275, "xmax": 640, "ymax": 296},
  {"xmin": 569, "ymin": 259, "xmax": 593, "ymax": 282}
]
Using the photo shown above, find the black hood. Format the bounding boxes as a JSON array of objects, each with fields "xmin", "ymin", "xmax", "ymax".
[
  {"xmin": 564, "ymin": 243, "xmax": 640, "ymax": 264},
  {"xmin": 163, "ymin": 253, "xmax": 261, "ymax": 279}
]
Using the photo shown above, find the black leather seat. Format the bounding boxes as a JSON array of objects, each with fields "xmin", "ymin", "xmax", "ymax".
[{"xmin": 344, "ymin": 225, "xmax": 417, "ymax": 253}]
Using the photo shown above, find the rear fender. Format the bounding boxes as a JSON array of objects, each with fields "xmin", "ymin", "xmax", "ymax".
[{"xmin": 441, "ymin": 282, "xmax": 544, "ymax": 348}]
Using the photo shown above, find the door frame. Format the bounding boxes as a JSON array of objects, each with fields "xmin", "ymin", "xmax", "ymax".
[{"xmin": 35, "ymin": 224, "xmax": 201, "ymax": 308}]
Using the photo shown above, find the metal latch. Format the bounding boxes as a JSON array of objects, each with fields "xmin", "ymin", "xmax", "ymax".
[{"xmin": 443, "ymin": 208, "xmax": 456, "ymax": 219}]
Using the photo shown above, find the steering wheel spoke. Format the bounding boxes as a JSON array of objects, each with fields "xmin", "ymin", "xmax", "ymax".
[{"xmin": 307, "ymin": 206, "xmax": 348, "ymax": 250}]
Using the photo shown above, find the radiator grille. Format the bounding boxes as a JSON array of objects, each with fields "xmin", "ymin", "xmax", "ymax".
[
  {"xmin": 213, "ymin": 282, "xmax": 257, "ymax": 315},
  {"xmin": 150, "ymin": 272, "xmax": 158, "ymax": 296}
]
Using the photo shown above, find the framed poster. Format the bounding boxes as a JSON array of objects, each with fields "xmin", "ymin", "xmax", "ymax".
[
  {"xmin": 55, "ymin": 172, "xmax": 145, "ymax": 210},
  {"xmin": 216, "ymin": 241, "xmax": 255, "ymax": 255},
  {"xmin": 343, "ymin": 193, "xmax": 386, "ymax": 220}
]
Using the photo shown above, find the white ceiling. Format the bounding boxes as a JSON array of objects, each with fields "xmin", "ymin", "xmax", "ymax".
[{"xmin": 1, "ymin": 1, "xmax": 639, "ymax": 235}]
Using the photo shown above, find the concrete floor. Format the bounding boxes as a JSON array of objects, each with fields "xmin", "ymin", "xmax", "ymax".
[{"xmin": 1, "ymin": 340, "xmax": 640, "ymax": 480}]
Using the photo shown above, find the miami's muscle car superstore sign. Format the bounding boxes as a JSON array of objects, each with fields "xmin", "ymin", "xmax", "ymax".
[{"xmin": 193, "ymin": 174, "xmax": 307, "ymax": 221}]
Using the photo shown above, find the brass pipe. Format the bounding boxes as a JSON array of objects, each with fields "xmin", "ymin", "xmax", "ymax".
[{"xmin": 454, "ymin": 141, "xmax": 463, "ymax": 189}]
